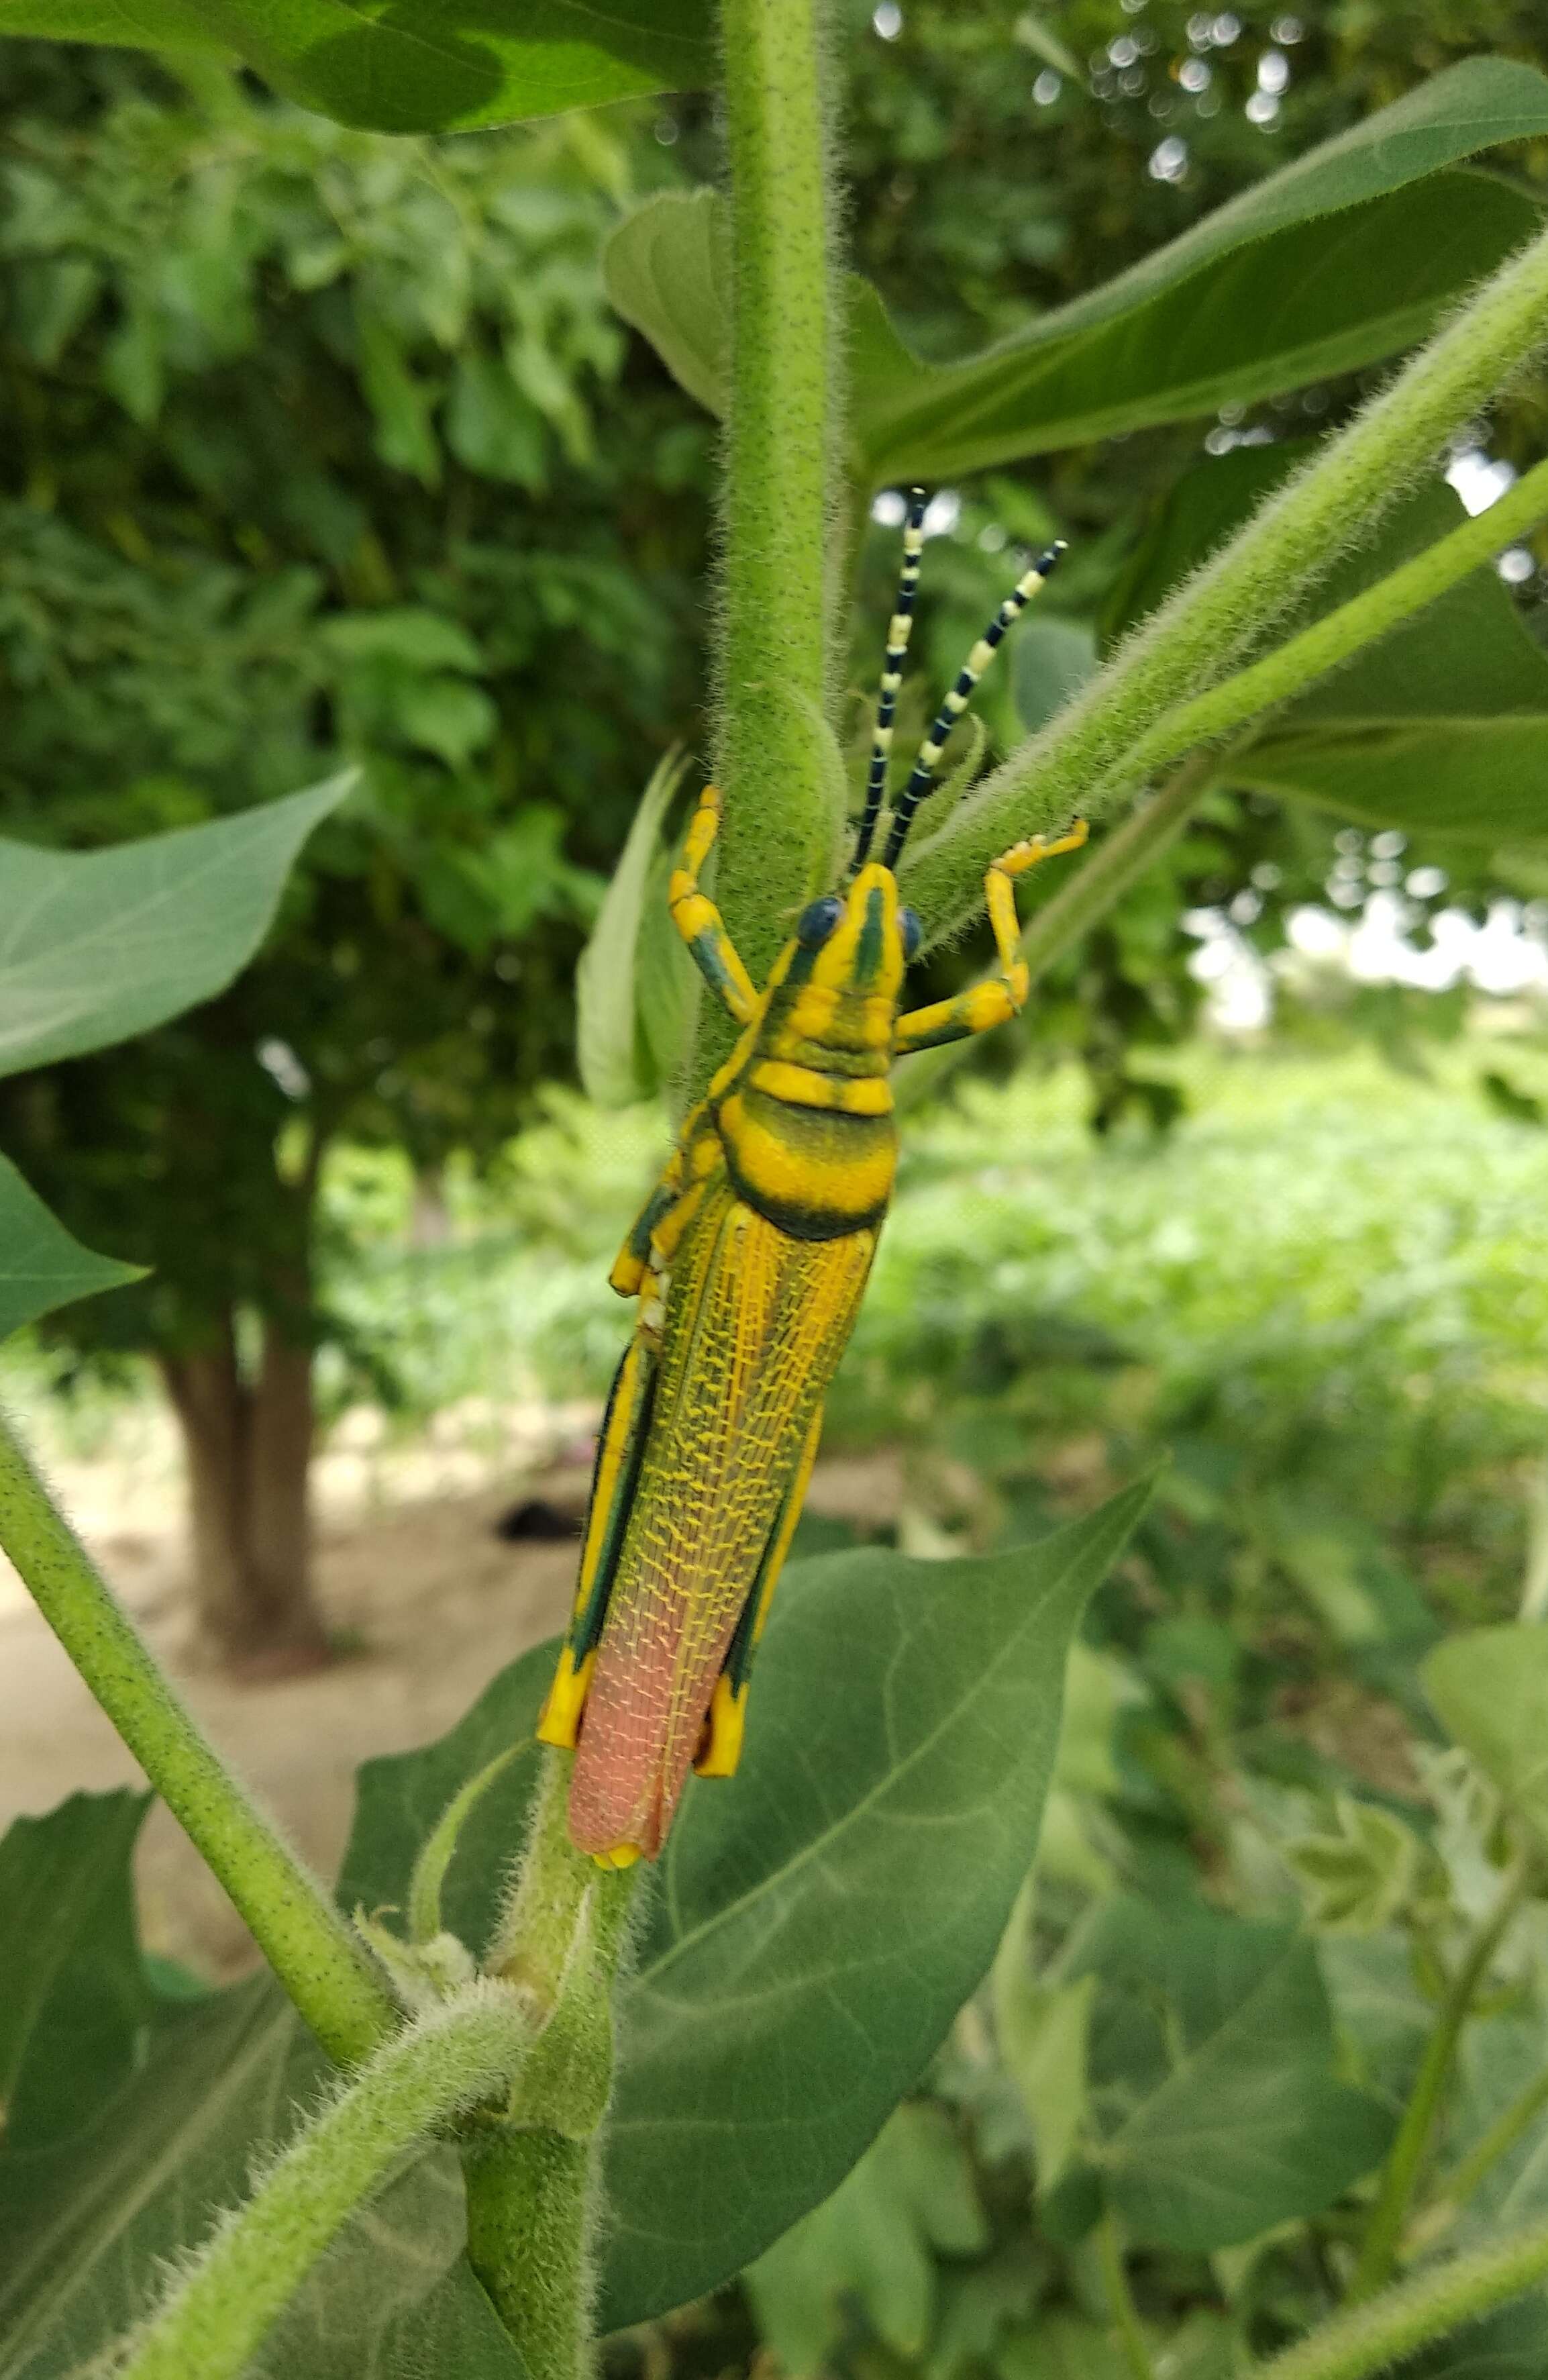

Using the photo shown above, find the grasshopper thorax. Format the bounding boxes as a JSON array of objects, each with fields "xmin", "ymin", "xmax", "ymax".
[{"xmin": 709, "ymin": 863, "xmax": 917, "ymax": 1243}]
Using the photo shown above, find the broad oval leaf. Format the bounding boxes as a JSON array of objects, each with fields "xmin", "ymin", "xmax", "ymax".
[
  {"xmin": 0, "ymin": 0, "xmax": 716, "ymax": 133},
  {"xmin": 1062, "ymin": 1896, "xmax": 1392, "ymax": 2250},
  {"xmin": 340, "ymin": 1485, "xmax": 1153, "ymax": 2327},
  {"xmin": 0, "ymin": 773, "xmax": 352, "ymax": 1081},
  {"xmin": 605, "ymin": 1490, "xmax": 1152, "ymax": 2322},
  {"xmin": 0, "ymin": 1791, "xmax": 150, "ymax": 2151},
  {"xmin": 607, "ymin": 65, "xmax": 1548, "ymax": 487},
  {"xmin": 0, "ymin": 1154, "xmax": 143, "ymax": 1338}
]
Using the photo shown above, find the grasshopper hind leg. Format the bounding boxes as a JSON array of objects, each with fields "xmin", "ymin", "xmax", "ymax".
[
  {"xmin": 537, "ymin": 1332, "xmax": 657, "ymax": 1750},
  {"xmin": 694, "ymin": 1401, "xmax": 825, "ymax": 1781}
]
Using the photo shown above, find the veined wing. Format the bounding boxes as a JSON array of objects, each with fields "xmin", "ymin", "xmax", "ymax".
[{"xmin": 569, "ymin": 1173, "xmax": 875, "ymax": 1860}]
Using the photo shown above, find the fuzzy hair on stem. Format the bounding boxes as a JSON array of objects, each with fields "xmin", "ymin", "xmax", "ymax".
[
  {"xmin": 704, "ymin": 0, "xmax": 845, "ymax": 1075},
  {"xmin": 111, "ymin": 1982, "xmax": 531, "ymax": 2380},
  {"xmin": 900, "ymin": 219, "xmax": 1548, "ymax": 941}
]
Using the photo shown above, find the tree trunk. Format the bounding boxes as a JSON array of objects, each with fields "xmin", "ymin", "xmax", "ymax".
[{"xmin": 159, "ymin": 1310, "xmax": 330, "ymax": 1677}]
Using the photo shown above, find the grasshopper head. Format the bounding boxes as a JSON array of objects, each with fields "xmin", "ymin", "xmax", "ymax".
[{"xmin": 790, "ymin": 862, "xmax": 923, "ymax": 1010}]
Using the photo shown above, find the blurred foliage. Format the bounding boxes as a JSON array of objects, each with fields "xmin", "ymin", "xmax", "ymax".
[{"xmin": 0, "ymin": 43, "xmax": 709, "ymax": 1367}]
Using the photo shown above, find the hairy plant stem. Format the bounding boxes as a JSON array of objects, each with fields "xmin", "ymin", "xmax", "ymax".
[
  {"xmin": 1349, "ymin": 1863, "xmax": 1533, "ymax": 2301},
  {"xmin": 466, "ymin": 1752, "xmax": 640, "ymax": 2380},
  {"xmin": 894, "ymin": 748, "xmax": 1225, "ymax": 1111},
  {"xmin": 1098, "ymin": 2212, "xmax": 1157, "ymax": 2380},
  {"xmin": 0, "ymin": 1409, "xmax": 395, "ymax": 2067},
  {"xmin": 1087, "ymin": 452, "xmax": 1548, "ymax": 803},
  {"xmin": 1262, "ymin": 2212, "xmax": 1548, "ymax": 2380},
  {"xmin": 707, "ymin": 0, "xmax": 836, "ymax": 1071},
  {"xmin": 117, "ymin": 1983, "xmax": 530, "ymax": 2380},
  {"xmin": 901, "ymin": 222, "xmax": 1548, "ymax": 938}
]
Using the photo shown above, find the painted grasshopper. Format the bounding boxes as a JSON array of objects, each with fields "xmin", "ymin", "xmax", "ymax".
[{"xmin": 539, "ymin": 492, "xmax": 1087, "ymax": 1867}]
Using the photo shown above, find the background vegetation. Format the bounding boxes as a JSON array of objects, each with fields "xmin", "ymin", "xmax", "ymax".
[{"xmin": 5, "ymin": 0, "xmax": 1548, "ymax": 2374}]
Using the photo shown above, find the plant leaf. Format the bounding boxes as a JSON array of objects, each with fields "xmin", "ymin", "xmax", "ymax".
[
  {"xmin": 0, "ymin": 1969, "xmax": 525, "ymax": 2379},
  {"xmin": 607, "ymin": 64, "xmax": 1548, "ymax": 487},
  {"xmin": 339, "ymin": 1485, "xmax": 1153, "ymax": 2325},
  {"xmin": 743, "ymin": 2104, "xmax": 988, "ymax": 2377},
  {"xmin": 602, "ymin": 1485, "xmax": 1153, "ymax": 2323},
  {"xmin": 1062, "ymin": 1896, "xmax": 1392, "ymax": 2250},
  {"xmin": 0, "ymin": 1154, "xmax": 143, "ymax": 1338},
  {"xmin": 576, "ymin": 748, "xmax": 693, "ymax": 1108},
  {"xmin": 0, "ymin": 773, "xmax": 352, "ymax": 1080},
  {"xmin": 1425, "ymin": 1626, "xmax": 1548, "ymax": 1850},
  {"xmin": 0, "ymin": 0, "xmax": 717, "ymax": 134},
  {"xmin": 0, "ymin": 1791, "xmax": 151, "ymax": 2151},
  {"xmin": 603, "ymin": 189, "xmax": 725, "ymax": 415}
]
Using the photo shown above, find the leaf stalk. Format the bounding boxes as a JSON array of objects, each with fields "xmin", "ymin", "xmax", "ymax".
[
  {"xmin": 115, "ymin": 1982, "xmax": 530, "ymax": 2380},
  {"xmin": 901, "ymin": 221, "xmax": 1548, "ymax": 937},
  {"xmin": 0, "ymin": 1409, "xmax": 397, "ymax": 2067}
]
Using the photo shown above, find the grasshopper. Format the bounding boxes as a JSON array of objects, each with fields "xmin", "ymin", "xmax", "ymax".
[{"xmin": 539, "ymin": 491, "xmax": 1088, "ymax": 1867}]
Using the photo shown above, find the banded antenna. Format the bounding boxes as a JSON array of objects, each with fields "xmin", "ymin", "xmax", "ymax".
[
  {"xmin": 851, "ymin": 487, "xmax": 928, "ymax": 871},
  {"xmin": 880, "ymin": 540, "xmax": 1066, "ymax": 871}
]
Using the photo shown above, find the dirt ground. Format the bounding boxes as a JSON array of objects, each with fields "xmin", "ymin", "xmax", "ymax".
[{"xmin": 0, "ymin": 1407, "xmax": 901, "ymax": 1979}]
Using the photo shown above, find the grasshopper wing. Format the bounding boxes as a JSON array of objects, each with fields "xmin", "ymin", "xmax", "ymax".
[{"xmin": 568, "ymin": 1173, "xmax": 875, "ymax": 1863}]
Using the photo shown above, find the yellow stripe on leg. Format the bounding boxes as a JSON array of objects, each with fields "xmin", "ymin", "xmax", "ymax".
[
  {"xmin": 694, "ymin": 1673, "xmax": 749, "ymax": 1780},
  {"xmin": 537, "ymin": 1645, "xmax": 596, "ymax": 1749}
]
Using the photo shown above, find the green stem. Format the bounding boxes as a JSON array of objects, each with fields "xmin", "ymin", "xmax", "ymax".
[
  {"xmin": 709, "ymin": 0, "xmax": 837, "ymax": 1045},
  {"xmin": 1098, "ymin": 2212, "xmax": 1157, "ymax": 2380},
  {"xmin": 902, "ymin": 223, "xmax": 1548, "ymax": 936},
  {"xmin": 1101, "ymin": 452, "xmax": 1548, "ymax": 799},
  {"xmin": 894, "ymin": 748, "xmax": 1225, "ymax": 1111},
  {"xmin": 0, "ymin": 1409, "xmax": 395, "ymax": 2067},
  {"xmin": 1429, "ymin": 2058, "xmax": 1548, "ymax": 2234},
  {"xmin": 1261, "ymin": 2213, "xmax": 1548, "ymax": 2380},
  {"xmin": 467, "ymin": 1752, "xmax": 640, "ymax": 2380},
  {"xmin": 1349, "ymin": 1864, "xmax": 1532, "ymax": 2302},
  {"xmin": 117, "ymin": 1982, "xmax": 530, "ymax": 2380}
]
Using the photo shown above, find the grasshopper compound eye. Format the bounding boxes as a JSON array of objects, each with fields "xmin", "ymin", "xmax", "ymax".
[
  {"xmin": 899, "ymin": 906, "xmax": 923, "ymax": 962},
  {"xmin": 796, "ymin": 895, "xmax": 845, "ymax": 947}
]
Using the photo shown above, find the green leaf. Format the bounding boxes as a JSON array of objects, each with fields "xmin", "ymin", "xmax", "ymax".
[
  {"xmin": 446, "ymin": 354, "xmax": 548, "ymax": 488},
  {"xmin": 0, "ymin": 0, "xmax": 717, "ymax": 133},
  {"xmin": 393, "ymin": 677, "xmax": 499, "ymax": 766},
  {"xmin": 603, "ymin": 189, "xmax": 725, "ymax": 416},
  {"xmin": 609, "ymin": 66, "xmax": 1548, "ymax": 487},
  {"xmin": 1011, "ymin": 617, "xmax": 1098, "ymax": 738},
  {"xmin": 323, "ymin": 609, "xmax": 484, "ymax": 673},
  {"xmin": 0, "ymin": 1972, "xmax": 524, "ymax": 2379},
  {"xmin": 1288, "ymin": 1795, "xmax": 1425, "ymax": 1934},
  {"xmin": 605, "ymin": 1488, "xmax": 1151, "ymax": 2324},
  {"xmin": 1064, "ymin": 1897, "xmax": 1392, "ymax": 2249},
  {"xmin": 1425, "ymin": 1626, "xmax": 1548, "ymax": 1850},
  {"xmin": 998, "ymin": 2313, "xmax": 1133, "ymax": 2380},
  {"xmin": 338, "ymin": 1483, "xmax": 1153, "ymax": 2324},
  {"xmin": 0, "ymin": 1791, "xmax": 151, "ymax": 2151},
  {"xmin": 0, "ymin": 1156, "xmax": 144, "ymax": 1338},
  {"xmin": 1000, "ymin": 1973, "xmax": 1097, "ymax": 2195},
  {"xmin": 576, "ymin": 748, "xmax": 694, "ymax": 1107},
  {"xmin": 0, "ymin": 773, "xmax": 352, "ymax": 1080},
  {"xmin": 1107, "ymin": 446, "xmax": 1548, "ymax": 842},
  {"xmin": 744, "ymin": 2104, "xmax": 988, "ymax": 2377}
]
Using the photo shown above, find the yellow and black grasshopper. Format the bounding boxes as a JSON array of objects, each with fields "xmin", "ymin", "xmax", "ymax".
[{"xmin": 539, "ymin": 491, "xmax": 1088, "ymax": 1867}]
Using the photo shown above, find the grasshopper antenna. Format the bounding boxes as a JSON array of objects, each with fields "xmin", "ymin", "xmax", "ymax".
[
  {"xmin": 851, "ymin": 486, "xmax": 927, "ymax": 871},
  {"xmin": 881, "ymin": 540, "xmax": 1066, "ymax": 870}
]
